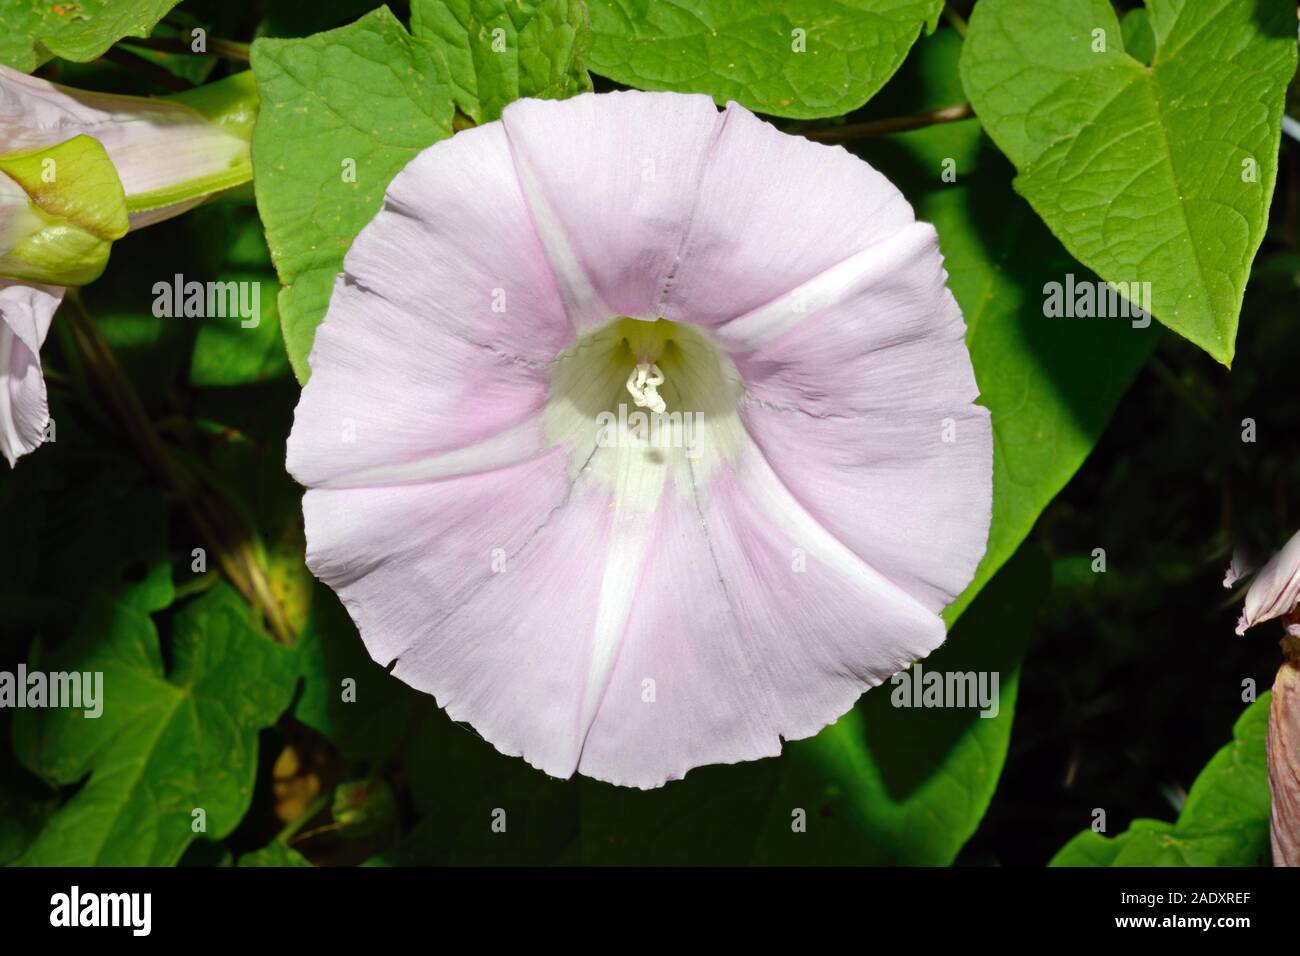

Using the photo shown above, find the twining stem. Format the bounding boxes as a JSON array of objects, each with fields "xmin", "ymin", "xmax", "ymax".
[
  {"xmin": 122, "ymin": 35, "xmax": 252, "ymax": 63},
  {"xmin": 801, "ymin": 103, "xmax": 974, "ymax": 143},
  {"xmin": 943, "ymin": 4, "xmax": 969, "ymax": 37},
  {"xmin": 61, "ymin": 294, "xmax": 296, "ymax": 645}
]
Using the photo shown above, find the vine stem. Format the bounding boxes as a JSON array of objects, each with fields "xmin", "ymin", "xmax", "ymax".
[
  {"xmin": 943, "ymin": 4, "xmax": 969, "ymax": 37},
  {"xmin": 122, "ymin": 34, "xmax": 252, "ymax": 63},
  {"xmin": 802, "ymin": 102, "xmax": 974, "ymax": 143},
  {"xmin": 61, "ymin": 293, "xmax": 296, "ymax": 645}
]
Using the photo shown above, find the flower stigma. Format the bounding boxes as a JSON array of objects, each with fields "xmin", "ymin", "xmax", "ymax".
[{"xmin": 626, "ymin": 362, "xmax": 666, "ymax": 414}]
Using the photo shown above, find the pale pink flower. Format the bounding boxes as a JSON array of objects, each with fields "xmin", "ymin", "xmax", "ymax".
[{"xmin": 287, "ymin": 92, "xmax": 993, "ymax": 788}]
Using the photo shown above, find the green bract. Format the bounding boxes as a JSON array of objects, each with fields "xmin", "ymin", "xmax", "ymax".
[
  {"xmin": 0, "ymin": 134, "xmax": 128, "ymax": 286},
  {"xmin": 960, "ymin": 0, "xmax": 1298, "ymax": 365}
]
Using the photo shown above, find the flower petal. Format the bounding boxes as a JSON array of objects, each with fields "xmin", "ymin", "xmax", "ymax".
[
  {"xmin": 717, "ymin": 220, "xmax": 979, "ymax": 416},
  {"xmin": 0, "ymin": 279, "xmax": 61, "ymax": 466},
  {"xmin": 287, "ymin": 280, "xmax": 553, "ymax": 489},
  {"xmin": 575, "ymin": 454, "xmax": 946, "ymax": 788},
  {"xmin": 500, "ymin": 90, "xmax": 725, "ymax": 327},
  {"xmin": 303, "ymin": 447, "xmax": 615, "ymax": 779},
  {"xmin": 738, "ymin": 405, "xmax": 991, "ymax": 615},
  {"xmin": 660, "ymin": 102, "xmax": 916, "ymax": 329},
  {"xmin": 338, "ymin": 121, "xmax": 575, "ymax": 364},
  {"xmin": 712, "ymin": 222, "xmax": 991, "ymax": 613}
]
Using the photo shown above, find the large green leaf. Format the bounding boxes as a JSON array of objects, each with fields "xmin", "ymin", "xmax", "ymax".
[
  {"xmin": 0, "ymin": 0, "xmax": 182, "ymax": 72},
  {"xmin": 584, "ymin": 0, "xmax": 943, "ymax": 119},
  {"xmin": 250, "ymin": 7, "xmax": 455, "ymax": 382},
  {"xmin": 410, "ymin": 0, "xmax": 593, "ymax": 123},
  {"xmin": 959, "ymin": 0, "xmax": 1297, "ymax": 365},
  {"xmin": 12, "ymin": 585, "xmax": 297, "ymax": 865},
  {"xmin": 1050, "ymin": 694, "xmax": 1271, "ymax": 866}
]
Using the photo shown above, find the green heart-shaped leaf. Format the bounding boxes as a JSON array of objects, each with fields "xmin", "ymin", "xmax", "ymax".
[{"xmin": 960, "ymin": 0, "xmax": 1297, "ymax": 365}]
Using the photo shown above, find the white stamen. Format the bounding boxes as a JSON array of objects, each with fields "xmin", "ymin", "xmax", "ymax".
[{"xmin": 626, "ymin": 362, "xmax": 666, "ymax": 414}]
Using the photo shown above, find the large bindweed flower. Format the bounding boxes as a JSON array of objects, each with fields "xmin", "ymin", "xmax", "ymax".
[
  {"xmin": 0, "ymin": 64, "xmax": 256, "ymax": 465},
  {"xmin": 287, "ymin": 92, "xmax": 993, "ymax": 788}
]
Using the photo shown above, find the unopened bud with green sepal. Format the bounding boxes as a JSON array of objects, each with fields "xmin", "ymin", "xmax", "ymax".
[{"xmin": 0, "ymin": 135, "xmax": 128, "ymax": 286}]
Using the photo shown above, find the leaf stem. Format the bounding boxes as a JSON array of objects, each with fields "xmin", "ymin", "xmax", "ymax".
[
  {"xmin": 943, "ymin": 4, "xmax": 969, "ymax": 37},
  {"xmin": 123, "ymin": 34, "xmax": 252, "ymax": 63},
  {"xmin": 802, "ymin": 102, "xmax": 974, "ymax": 143}
]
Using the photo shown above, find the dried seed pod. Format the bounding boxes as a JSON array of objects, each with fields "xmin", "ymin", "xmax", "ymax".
[{"xmin": 1269, "ymin": 645, "xmax": 1300, "ymax": 866}]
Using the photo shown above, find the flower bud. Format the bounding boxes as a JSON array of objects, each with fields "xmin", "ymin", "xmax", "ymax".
[
  {"xmin": 0, "ymin": 64, "xmax": 255, "ymax": 230},
  {"xmin": 0, "ymin": 135, "xmax": 127, "ymax": 286}
]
